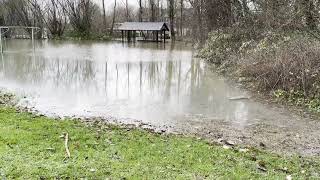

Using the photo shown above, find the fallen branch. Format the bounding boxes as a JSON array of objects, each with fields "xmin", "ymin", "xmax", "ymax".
[{"xmin": 64, "ymin": 133, "xmax": 71, "ymax": 158}]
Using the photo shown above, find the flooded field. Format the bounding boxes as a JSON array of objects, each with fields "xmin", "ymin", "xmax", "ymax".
[{"xmin": 0, "ymin": 39, "xmax": 319, "ymax": 155}]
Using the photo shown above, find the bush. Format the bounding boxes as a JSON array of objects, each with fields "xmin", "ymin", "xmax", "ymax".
[
  {"xmin": 241, "ymin": 34, "xmax": 320, "ymax": 98},
  {"xmin": 200, "ymin": 28, "xmax": 320, "ymax": 112},
  {"xmin": 199, "ymin": 27, "xmax": 260, "ymax": 65}
]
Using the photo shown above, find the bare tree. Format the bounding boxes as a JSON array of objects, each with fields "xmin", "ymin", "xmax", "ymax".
[
  {"xmin": 63, "ymin": 0, "xmax": 95, "ymax": 36},
  {"xmin": 4, "ymin": 0, "xmax": 42, "ymax": 37},
  {"xmin": 43, "ymin": 0, "xmax": 66, "ymax": 38},
  {"xmin": 0, "ymin": 0, "xmax": 6, "ymax": 25},
  {"xmin": 126, "ymin": 0, "xmax": 130, "ymax": 21},
  {"xmin": 204, "ymin": 0, "xmax": 232, "ymax": 31},
  {"xmin": 5, "ymin": 0, "xmax": 33, "ymax": 27},
  {"xmin": 1, "ymin": 0, "xmax": 319, "ymax": 42}
]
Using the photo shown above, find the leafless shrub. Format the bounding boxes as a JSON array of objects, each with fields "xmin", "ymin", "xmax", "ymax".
[
  {"xmin": 63, "ymin": 0, "xmax": 96, "ymax": 36},
  {"xmin": 43, "ymin": 0, "xmax": 67, "ymax": 38},
  {"xmin": 241, "ymin": 36, "xmax": 320, "ymax": 98}
]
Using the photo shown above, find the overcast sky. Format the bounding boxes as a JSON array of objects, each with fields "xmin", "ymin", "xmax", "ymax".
[{"xmin": 93, "ymin": 0, "xmax": 139, "ymax": 9}]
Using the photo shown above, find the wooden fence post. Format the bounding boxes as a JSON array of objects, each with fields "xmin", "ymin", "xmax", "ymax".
[{"xmin": 0, "ymin": 28, "xmax": 2, "ymax": 53}]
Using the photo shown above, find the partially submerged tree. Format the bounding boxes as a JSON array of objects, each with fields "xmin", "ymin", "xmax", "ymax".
[
  {"xmin": 110, "ymin": 0, "xmax": 117, "ymax": 35},
  {"xmin": 102, "ymin": 0, "xmax": 107, "ymax": 29},
  {"xmin": 168, "ymin": 0, "xmax": 175, "ymax": 40},
  {"xmin": 43, "ymin": 0, "xmax": 67, "ymax": 38},
  {"xmin": 5, "ymin": 0, "xmax": 33, "ymax": 27},
  {"xmin": 63, "ymin": 0, "xmax": 95, "ymax": 36}
]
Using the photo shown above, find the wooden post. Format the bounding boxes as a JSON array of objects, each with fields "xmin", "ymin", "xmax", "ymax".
[
  {"xmin": 31, "ymin": 28, "xmax": 35, "ymax": 49},
  {"xmin": 163, "ymin": 30, "xmax": 166, "ymax": 43},
  {"xmin": 121, "ymin": 30, "xmax": 124, "ymax": 41},
  {"xmin": 31, "ymin": 28, "xmax": 34, "ymax": 42},
  {"xmin": 126, "ymin": 30, "xmax": 128, "ymax": 41},
  {"xmin": 127, "ymin": 30, "xmax": 130, "ymax": 42},
  {"xmin": 0, "ymin": 28, "xmax": 2, "ymax": 53},
  {"xmin": 156, "ymin": 31, "xmax": 159, "ymax": 42},
  {"xmin": 146, "ymin": 31, "xmax": 148, "ymax": 41}
]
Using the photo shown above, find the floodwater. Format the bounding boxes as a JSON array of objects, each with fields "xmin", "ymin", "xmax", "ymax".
[{"xmin": 0, "ymin": 39, "xmax": 320, "ymax": 155}]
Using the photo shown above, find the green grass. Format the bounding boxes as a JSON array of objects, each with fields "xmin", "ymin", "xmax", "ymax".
[
  {"xmin": 0, "ymin": 107, "xmax": 319, "ymax": 179},
  {"xmin": 274, "ymin": 89, "xmax": 320, "ymax": 113}
]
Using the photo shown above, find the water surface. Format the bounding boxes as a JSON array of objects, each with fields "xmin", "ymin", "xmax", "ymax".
[
  {"xmin": 0, "ymin": 40, "xmax": 253, "ymax": 125},
  {"xmin": 1, "ymin": 40, "xmax": 320, "ymax": 155}
]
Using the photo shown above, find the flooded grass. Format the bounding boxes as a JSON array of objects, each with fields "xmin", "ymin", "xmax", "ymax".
[
  {"xmin": 2, "ymin": 40, "xmax": 320, "ymax": 156},
  {"xmin": 0, "ymin": 107, "xmax": 319, "ymax": 179}
]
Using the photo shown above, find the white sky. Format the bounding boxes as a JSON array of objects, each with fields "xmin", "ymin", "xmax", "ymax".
[{"xmin": 93, "ymin": 0, "xmax": 139, "ymax": 9}]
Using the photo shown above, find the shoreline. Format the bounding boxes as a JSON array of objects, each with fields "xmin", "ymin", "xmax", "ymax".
[
  {"xmin": 0, "ymin": 105, "xmax": 320, "ymax": 178},
  {"xmin": 1, "ymin": 90, "xmax": 320, "ymax": 157}
]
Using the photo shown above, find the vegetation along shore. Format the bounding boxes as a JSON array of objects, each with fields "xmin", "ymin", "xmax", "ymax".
[
  {"xmin": 0, "ymin": 95, "xmax": 320, "ymax": 179},
  {"xmin": 1, "ymin": 0, "xmax": 320, "ymax": 179}
]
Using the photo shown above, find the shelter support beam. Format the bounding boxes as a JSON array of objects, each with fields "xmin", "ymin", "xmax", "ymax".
[
  {"xmin": 121, "ymin": 30, "xmax": 124, "ymax": 42},
  {"xmin": 31, "ymin": 28, "xmax": 34, "ymax": 49},
  {"xmin": 156, "ymin": 31, "xmax": 159, "ymax": 42},
  {"xmin": 116, "ymin": 22, "xmax": 169, "ymax": 43},
  {"xmin": 0, "ymin": 29, "xmax": 2, "ymax": 53},
  {"xmin": 127, "ymin": 30, "xmax": 131, "ymax": 42}
]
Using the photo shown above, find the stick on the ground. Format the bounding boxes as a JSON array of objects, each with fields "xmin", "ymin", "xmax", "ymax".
[{"xmin": 64, "ymin": 133, "xmax": 71, "ymax": 158}]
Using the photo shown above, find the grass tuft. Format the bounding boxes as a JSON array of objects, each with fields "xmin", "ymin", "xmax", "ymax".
[{"xmin": 0, "ymin": 107, "xmax": 319, "ymax": 179}]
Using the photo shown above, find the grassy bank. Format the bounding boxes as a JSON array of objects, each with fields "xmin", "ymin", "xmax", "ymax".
[
  {"xmin": 199, "ymin": 29, "xmax": 320, "ymax": 114},
  {"xmin": 0, "ymin": 107, "xmax": 319, "ymax": 179}
]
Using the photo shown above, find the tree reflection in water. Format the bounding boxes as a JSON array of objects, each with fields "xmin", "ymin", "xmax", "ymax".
[{"xmin": 0, "ymin": 40, "xmax": 255, "ymax": 129}]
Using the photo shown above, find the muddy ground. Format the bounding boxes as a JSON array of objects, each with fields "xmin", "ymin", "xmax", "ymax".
[{"xmin": 1, "ymin": 91, "xmax": 320, "ymax": 157}]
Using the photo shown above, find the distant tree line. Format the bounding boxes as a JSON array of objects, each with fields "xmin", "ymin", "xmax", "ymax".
[{"xmin": 0, "ymin": 0, "xmax": 319, "ymax": 41}]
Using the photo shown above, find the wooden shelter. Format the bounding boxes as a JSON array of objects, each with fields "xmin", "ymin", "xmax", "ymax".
[{"xmin": 117, "ymin": 22, "xmax": 170, "ymax": 43}]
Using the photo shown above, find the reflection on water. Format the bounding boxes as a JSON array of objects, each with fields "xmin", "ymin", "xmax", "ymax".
[{"xmin": 0, "ymin": 40, "xmax": 267, "ymax": 129}]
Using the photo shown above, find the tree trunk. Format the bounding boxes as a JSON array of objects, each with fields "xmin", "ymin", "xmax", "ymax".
[
  {"xmin": 110, "ymin": 0, "xmax": 117, "ymax": 35},
  {"xmin": 126, "ymin": 0, "xmax": 129, "ymax": 21},
  {"xmin": 150, "ymin": 0, "xmax": 155, "ymax": 21},
  {"xmin": 102, "ymin": 0, "xmax": 106, "ymax": 29},
  {"xmin": 157, "ymin": 0, "xmax": 160, "ymax": 20},
  {"xmin": 139, "ymin": 0, "xmax": 143, "ymax": 22},
  {"xmin": 168, "ymin": 0, "xmax": 175, "ymax": 40},
  {"xmin": 180, "ymin": 0, "xmax": 183, "ymax": 36},
  {"xmin": 198, "ymin": 0, "xmax": 204, "ymax": 42}
]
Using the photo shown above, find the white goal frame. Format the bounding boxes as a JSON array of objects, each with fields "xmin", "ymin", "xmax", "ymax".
[{"xmin": 0, "ymin": 26, "xmax": 40, "ymax": 53}]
